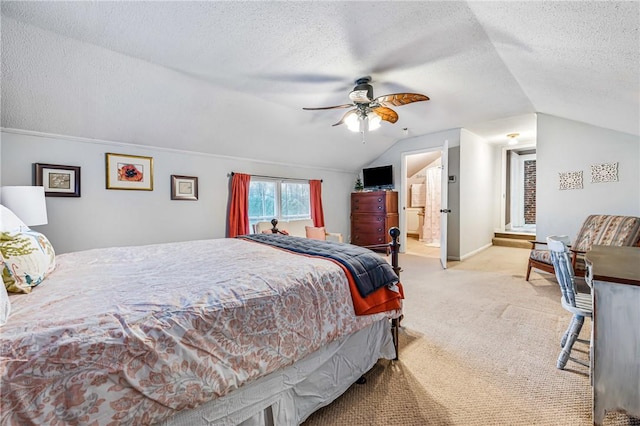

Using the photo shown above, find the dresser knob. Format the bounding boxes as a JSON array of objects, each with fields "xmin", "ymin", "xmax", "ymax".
[
  {"xmin": 377, "ymin": 228, "xmax": 383, "ymax": 232},
  {"xmin": 378, "ymin": 206, "xmax": 382, "ymax": 210},
  {"xmin": 377, "ymin": 198, "xmax": 382, "ymax": 202}
]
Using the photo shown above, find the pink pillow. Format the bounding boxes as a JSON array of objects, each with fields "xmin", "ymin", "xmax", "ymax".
[{"xmin": 305, "ymin": 226, "xmax": 326, "ymax": 241}]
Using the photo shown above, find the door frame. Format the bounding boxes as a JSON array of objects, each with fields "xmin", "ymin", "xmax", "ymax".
[
  {"xmin": 499, "ymin": 143, "xmax": 536, "ymax": 232},
  {"xmin": 400, "ymin": 144, "xmax": 447, "ymax": 265}
]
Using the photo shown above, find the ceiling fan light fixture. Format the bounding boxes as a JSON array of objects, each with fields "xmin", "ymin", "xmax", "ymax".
[
  {"xmin": 368, "ymin": 113, "xmax": 382, "ymax": 131},
  {"xmin": 345, "ymin": 113, "xmax": 360, "ymax": 132}
]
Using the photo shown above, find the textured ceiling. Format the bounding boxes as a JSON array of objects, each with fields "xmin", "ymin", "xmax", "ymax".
[{"xmin": 1, "ymin": 1, "xmax": 638, "ymax": 171}]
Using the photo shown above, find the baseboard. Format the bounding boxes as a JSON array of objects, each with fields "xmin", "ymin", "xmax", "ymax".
[{"xmin": 459, "ymin": 243, "xmax": 492, "ymax": 261}]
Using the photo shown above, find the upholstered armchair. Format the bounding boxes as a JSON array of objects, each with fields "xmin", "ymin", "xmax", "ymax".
[{"xmin": 526, "ymin": 215, "xmax": 640, "ymax": 281}]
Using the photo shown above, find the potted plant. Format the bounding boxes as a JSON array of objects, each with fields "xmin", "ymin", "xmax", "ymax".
[{"xmin": 354, "ymin": 177, "xmax": 364, "ymax": 192}]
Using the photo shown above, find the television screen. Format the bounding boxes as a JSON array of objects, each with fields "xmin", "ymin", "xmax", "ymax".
[{"xmin": 362, "ymin": 165, "xmax": 393, "ymax": 189}]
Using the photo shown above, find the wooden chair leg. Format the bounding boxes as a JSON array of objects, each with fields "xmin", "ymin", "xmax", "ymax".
[
  {"xmin": 560, "ymin": 315, "xmax": 576, "ymax": 348},
  {"xmin": 557, "ymin": 314, "xmax": 585, "ymax": 369},
  {"xmin": 526, "ymin": 260, "xmax": 532, "ymax": 281}
]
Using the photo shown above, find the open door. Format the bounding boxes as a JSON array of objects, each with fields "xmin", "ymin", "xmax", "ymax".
[{"xmin": 439, "ymin": 140, "xmax": 449, "ymax": 269}]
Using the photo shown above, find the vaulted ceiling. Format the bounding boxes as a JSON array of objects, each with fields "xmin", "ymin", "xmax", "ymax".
[{"xmin": 1, "ymin": 1, "xmax": 638, "ymax": 171}]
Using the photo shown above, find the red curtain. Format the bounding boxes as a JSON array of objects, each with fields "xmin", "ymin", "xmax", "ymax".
[
  {"xmin": 309, "ymin": 179, "xmax": 325, "ymax": 227},
  {"xmin": 227, "ymin": 173, "xmax": 251, "ymax": 237}
]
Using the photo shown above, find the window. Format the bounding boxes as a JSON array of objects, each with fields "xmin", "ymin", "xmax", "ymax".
[{"xmin": 248, "ymin": 179, "xmax": 310, "ymax": 228}]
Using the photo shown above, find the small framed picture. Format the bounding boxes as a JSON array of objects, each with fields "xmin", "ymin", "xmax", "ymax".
[
  {"xmin": 34, "ymin": 163, "xmax": 81, "ymax": 197},
  {"xmin": 106, "ymin": 153, "xmax": 153, "ymax": 191},
  {"xmin": 171, "ymin": 175, "xmax": 198, "ymax": 201}
]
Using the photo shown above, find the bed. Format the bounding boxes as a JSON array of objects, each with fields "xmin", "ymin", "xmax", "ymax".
[{"xmin": 0, "ymin": 223, "xmax": 403, "ymax": 425}]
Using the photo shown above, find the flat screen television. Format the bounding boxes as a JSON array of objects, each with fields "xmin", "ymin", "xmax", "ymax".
[{"xmin": 362, "ymin": 165, "xmax": 393, "ymax": 189}]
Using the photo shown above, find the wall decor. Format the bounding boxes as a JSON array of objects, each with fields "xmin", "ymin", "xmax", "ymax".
[
  {"xmin": 558, "ymin": 170, "xmax": 583, "ymax": 190},
  {"xmin": 171, "ymin": 175, "xmax": 198, "ymax": 200},
  {"xmin": 591, "ymin": 162, "xmax": 618, "ymax": 183},
  {"xmin": 106, "ymin": 153, "xmax": 153, "ymax": 190},
  {"xmin": 34, "ymin": 163, "xmax": 81, "ymax": 197}
]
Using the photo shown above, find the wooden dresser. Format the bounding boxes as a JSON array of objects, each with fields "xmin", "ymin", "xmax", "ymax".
[
  {"xmin": 585, "ymin": 246, "xmax": 640, "ymax": 425},
  {"xmin": 350, "ymin": 190, "xmax": 398, "ymax": 247}
]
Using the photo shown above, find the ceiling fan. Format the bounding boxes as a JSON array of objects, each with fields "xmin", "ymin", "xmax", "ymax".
[{"xmin": 302, "ymin": 76, "xmax": 429, "ymax": 132}]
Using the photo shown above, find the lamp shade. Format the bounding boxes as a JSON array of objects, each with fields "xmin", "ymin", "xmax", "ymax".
[{"xmin": 0, "ymin": 186, "xmax": 48, "ymax": 226}]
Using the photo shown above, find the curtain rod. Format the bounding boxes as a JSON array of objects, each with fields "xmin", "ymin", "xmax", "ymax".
[{"xmin": 229, "ymin": 172, "xmax": 322, "ymax": 182}]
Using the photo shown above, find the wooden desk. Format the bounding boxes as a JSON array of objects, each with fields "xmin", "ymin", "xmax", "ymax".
[{"xmin": 585, "ymin": 246, "xmax": 640, "ymax": 425}]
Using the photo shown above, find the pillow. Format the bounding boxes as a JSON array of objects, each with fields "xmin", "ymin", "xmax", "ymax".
[
  {"xmin": 0, "ymin": 205, "xmax": 30, "ymax": 232},
  {"xmin": 305, "ymin": 226, "xmax": 326, "ymax": 241},
  {"xmin": 0, "ymin": 252, "xmax": 10, "ymax": 326},
  {"xmin": 1, "ymin": 230, "xmax": 56, "ymax": 294}
]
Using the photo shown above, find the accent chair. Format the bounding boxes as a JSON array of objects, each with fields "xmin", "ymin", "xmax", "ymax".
[{"xmin": 526, "ymin": 215, "xmax": 640, "ymax": 281}]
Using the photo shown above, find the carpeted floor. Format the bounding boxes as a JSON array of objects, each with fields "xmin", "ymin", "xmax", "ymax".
[{"xmin": 303, "ymin": 246, "xmax": 640, "ymax": 426}]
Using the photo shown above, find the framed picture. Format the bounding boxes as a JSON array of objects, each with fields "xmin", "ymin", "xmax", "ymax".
[
  {"xmin": 171, "ymin": 175, "xmax": 198, "ymax": 200},
  {"xmin": 34, "ymin": 163, "xmax": 81, "ymax": 197},
  {"xmin": 105, "ymin": 153, "xmax": 153, "ymax": 191}
]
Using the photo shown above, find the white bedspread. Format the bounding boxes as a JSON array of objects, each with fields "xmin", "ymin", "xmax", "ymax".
[{"xmin": 1, "ymin": 238, "xmax": 393, "ymax": 425}]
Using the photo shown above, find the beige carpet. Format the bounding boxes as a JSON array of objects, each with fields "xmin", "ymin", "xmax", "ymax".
[{"xmin": 303, "ymin": 246, "xmax": 639, "ymax": 426}]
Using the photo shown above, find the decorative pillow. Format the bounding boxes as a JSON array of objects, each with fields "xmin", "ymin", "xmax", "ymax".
[
  {"xmin": 305, "ymin": 226, "xmax": 326, "ymax": 241},
  {"xmin": 1, "ymin": 230, "xmax": 56, "ymax": 294},
  {"xmin": 0, "ymin": 252, "xmax": 10, "ymax": 326},
  {"xmin": 0, "ymin": 205, "xmax": 30, "ymax": 232}
]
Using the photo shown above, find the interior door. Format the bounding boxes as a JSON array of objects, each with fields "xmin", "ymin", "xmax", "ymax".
[{"xmin": 439, "ymin": 140, "xmax": 449, "ymax": 269}]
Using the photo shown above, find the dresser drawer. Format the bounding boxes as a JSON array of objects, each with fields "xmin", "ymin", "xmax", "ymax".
[
  {"xmin": 351, "ymin": 191, "xmax": 398, "ymax": 213},
  {"xmin": 351, "ymin": 199, "xmax": 387, "ymax": 213},
  {"xmin": 351, "ymin": 213, "xmax": 386, "ymax": 224},
  {"xmin": 351, "ymin": 233, "xmax": 388, "ymax": 246},
  {"xmin": 351, "ymin": 221, "xmax": 386, "ymax": 235}
]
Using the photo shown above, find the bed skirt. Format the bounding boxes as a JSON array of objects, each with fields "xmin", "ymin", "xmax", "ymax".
[{"xmin": 160, "ymin": 319, "xmax": 395, "ymax": 426}]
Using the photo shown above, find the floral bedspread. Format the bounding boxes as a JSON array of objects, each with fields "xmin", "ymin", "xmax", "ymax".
[{"xmin": 0, "ymin": 238, "xmax": 395, "ymax": 425}]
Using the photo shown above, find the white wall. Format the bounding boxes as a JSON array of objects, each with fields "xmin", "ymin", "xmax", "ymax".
[
  {"xmin": 363, "ymin": 128, "xmax": 462, "ymax": 258},
  {"xmin": 536, "ymin": 113, "xmax": 640, "ymax": 241},
  {"xmin": 459, "ymin": 129, "xmax": 496, "ymax": 258},
  {"xmin": 1, "ymin": 130, "xmax": 355, "ymax": 253}
]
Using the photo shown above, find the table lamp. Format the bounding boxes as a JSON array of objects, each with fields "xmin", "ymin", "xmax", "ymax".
[{"xmin": 0, "ymin": 186, "xmax": 48, "ymax": 226}]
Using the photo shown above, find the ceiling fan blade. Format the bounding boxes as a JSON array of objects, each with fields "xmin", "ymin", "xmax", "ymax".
[
  {"xmin": 332, "ymin": 109, "xmax": 358, "ymax": 127},
  {"xmin": 303, "ymin": 104, "xmax": 353, "ymax": 111},
  {"xmin": 257, "ymin": 73, "xmax": 346, "ymax": 84},
  {"xmin": 371, "ymin": 106, "xmax": 399, "ymax": 124},
  {"xmin": 375, "ymin": 93, "xmax": 429, "ymax": 107}
]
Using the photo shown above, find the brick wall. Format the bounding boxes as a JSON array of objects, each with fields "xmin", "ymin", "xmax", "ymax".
[{"xmin": 524, "ymin": 160, "xmax": 536, "ymax": 224}]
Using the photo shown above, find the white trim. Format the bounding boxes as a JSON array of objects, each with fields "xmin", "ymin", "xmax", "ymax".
[
  {"xmin": 500, "ymin": 142, "xmax": 537, "ymax": 232},
  {"xmin": 0, "ymin": 127, "xmax": 354, "ymax": 174},
  {"xmin": 459, "ymin": 243, "xmax": 492, "ymax": 261},
  {"xmin": 400, "ymin": 145, "xmax": 444, "ymax": 255}
]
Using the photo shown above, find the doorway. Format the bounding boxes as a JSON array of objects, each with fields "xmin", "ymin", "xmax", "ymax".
[
  {"xmin": 402, "ymin": 148, "xmax": 443, "ymax": 259},
  {"xmin": 502, "ymin": 146, "xmax": 537, "ymax": 234}
]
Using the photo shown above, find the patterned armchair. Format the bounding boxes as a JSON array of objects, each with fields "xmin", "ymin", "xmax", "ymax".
[{"xmin": 526, "ymin": 215, "xmax": 640, "ymax": 281}]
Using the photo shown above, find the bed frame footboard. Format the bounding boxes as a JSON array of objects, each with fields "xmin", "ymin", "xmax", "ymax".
[{"xmin": 362, "ymin": 227, "xmax": 402, "ymax": 361}]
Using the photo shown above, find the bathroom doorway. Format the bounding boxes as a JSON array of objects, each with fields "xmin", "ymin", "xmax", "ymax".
[{"xmin": 403, "ymin": 148, "xmax": 443, "ymax": 259}]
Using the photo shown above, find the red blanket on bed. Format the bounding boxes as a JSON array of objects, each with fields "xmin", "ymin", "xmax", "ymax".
[{"xmin": 328, "ymin": 258, "xmax": 404, "ymax": 315}]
